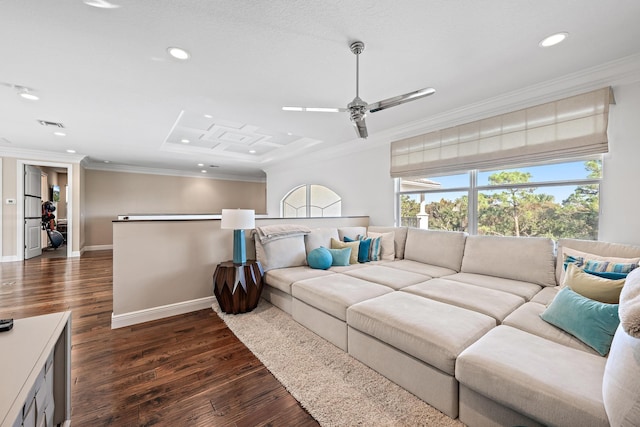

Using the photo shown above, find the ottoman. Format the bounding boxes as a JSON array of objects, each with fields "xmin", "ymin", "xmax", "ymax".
[
  {"xmin": 291, "ymin": 273, "xmax": 393, "ymax": 351},
  {"xmin": 347, "ymin": 292, "xmax": 495, "ymax": 418}
]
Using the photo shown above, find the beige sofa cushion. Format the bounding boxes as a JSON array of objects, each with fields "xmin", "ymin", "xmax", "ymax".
[
  {"xmin": 530, "ymin": 286, "xmax": 559, "ymax": 305},
  {"xmin": 460, "ymin": 235, "xmax": 556, "ymax": 287},
  {"xmin": 347, "ymin": 292, "xmax": 494, "ymax": 376},
  {"xmin": 292, "ymin": 274, "xmax": 392, "ymax": 321},
  {"xmin": 456, "ymin": 325, "xmax": 608, "ymax": 427},
  {"xmin": 384, "ymin": 259, "xmax": 456, "ymax": 278},
  {"xmin": 445, "ymin": 272, "xmax": 542, "ymax": 301},
  {"xmin": 403, "ymin": 279, "xmax": 525, "ymax": 324},
  {"xmin": 502, "ymin": 302, "xmax": 599, "ymax": 355},
  {"xmin": 264, "ymin": 266, "xmax": 335, "ymax": 294},
  {"xmin": 343, "ymin": 265, "xmax": 430, "ymax": 290},
  {"xmin": 403, "ymin": 228, "xmax": 467, "ymax": 271},
  {"xmin": 368, "ymin": 226, "xmax": 408, "ymax": 259}
]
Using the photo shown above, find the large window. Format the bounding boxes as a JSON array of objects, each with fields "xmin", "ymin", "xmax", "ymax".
[
  {"xmin": 398, "ymin": 159, "xmax": 601, "ymax": 240},
  {"xmin": 282, "ymin": 184, "xmax": 342, "ymax": 218}
]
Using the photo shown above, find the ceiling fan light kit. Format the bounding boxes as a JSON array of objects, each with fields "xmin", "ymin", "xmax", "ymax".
[{"xmin": 283, "ymin": 41, "xmax": 435, "ymax": 139}]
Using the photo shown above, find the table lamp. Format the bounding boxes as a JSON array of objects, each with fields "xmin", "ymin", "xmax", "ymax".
[{"xmin": 221, "ymin": 209, "xmax": 255, "ymax": 264}]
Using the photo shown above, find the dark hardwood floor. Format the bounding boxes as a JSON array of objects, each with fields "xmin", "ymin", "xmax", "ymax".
[{"xmin": 0, "ymin": 251, "xmax": 318, "ymax": 427}]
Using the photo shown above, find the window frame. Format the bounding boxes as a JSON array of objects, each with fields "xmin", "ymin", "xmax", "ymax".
[
  {"xmin": 396, "ymin": 158, "xmax": 602, "ymax": 237},
  {"xmin": 281, "ymin": 184, "xmax": 342, "ymax": 218}
]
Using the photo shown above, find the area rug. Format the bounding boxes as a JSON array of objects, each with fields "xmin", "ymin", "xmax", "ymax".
[{"xmin": 212, "ymin": 301, "xmax": 463, "ymax": 427}]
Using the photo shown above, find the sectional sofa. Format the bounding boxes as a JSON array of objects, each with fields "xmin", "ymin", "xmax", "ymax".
[{"xmin": 252, "ymin": 225, "xmax": 640, "ymax": 426}]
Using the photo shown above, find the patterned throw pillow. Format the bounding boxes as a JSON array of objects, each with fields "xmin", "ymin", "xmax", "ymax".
[
  {"xmin": 584, "ymin": 259, "xmax": 638, "ymax": 274},
  {"xmin": 563, "ymin": 253, "xmax": 638, "ymax": 279},
  {"xmin": 368, "ymin": 236, "xmax": 382, "ymax": 261}
]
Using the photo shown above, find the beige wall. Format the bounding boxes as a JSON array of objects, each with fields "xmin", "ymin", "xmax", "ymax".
[
  {"xmin": 112, "ymin": 216, "xmax": 369, "ymax": 326},
  {"xmin": 84, "ymin": 169, "xmax": 266, "ymax": 247}
]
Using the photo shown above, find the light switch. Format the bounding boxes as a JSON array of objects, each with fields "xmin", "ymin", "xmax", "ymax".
[{"xmin": 6, "ymin": 198, "xmax": 16, "ymax": 205}]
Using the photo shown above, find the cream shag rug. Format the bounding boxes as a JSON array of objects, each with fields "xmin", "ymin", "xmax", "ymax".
[{"xmin": 213, "ymin": 301, "xmax": 463, "ymax": 427}]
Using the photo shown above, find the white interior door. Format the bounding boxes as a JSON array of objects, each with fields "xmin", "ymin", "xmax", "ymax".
[{"xmin": 24, "ymin": 165, "xmax": 42, "ymax": 259}]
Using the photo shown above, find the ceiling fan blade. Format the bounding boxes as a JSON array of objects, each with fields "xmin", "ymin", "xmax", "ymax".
[
  {"xmin": 368, "ymin": 87, "xmax": 436, "ymax": 113},
  {"xmin": 352, "ymin": 117, "xmax": 368, "ymax": 139},
  {"xmin": 282, "ymin": 106, "xmax": 347, "ymax": 113}
]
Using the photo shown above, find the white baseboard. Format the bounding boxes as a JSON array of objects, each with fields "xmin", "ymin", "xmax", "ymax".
[
  {"xmin": 84, "ymin": 244, "xmax": 113, "ymax": 251},
  {"xmin": 1, "ymin": 255, "xmax": 20, "ymax": 263},
  {"xmin": 111, "ymin": 296, "xmax": 216, "ymax": 329}
]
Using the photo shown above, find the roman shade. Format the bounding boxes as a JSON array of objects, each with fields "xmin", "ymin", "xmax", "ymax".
[{"xmin": 390, "ymin": 87, "xmax": 614, "ymax": 178}]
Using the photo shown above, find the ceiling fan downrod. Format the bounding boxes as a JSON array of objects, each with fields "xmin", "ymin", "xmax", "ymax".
[{"xmin": 350, "ymin": 41, "xmax": 365, "ymax": 99}]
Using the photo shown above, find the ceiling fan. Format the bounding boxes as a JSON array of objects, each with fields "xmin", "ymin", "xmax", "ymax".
[{"xmin": 282, "ymin": 41, "xmax": 436, "ymax": 139}]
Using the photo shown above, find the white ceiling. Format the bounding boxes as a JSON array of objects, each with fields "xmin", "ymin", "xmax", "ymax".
[{"xmin": 2, "ymin": 0, "xmax": 640, "ymax": 181}]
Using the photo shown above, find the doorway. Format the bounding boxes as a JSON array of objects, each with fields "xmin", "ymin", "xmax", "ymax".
[{"xmin": 17, "ymin": 160, "xmax": 73, "ymax": 260}]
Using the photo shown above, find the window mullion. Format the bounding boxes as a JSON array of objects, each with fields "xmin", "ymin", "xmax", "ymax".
[{"xmin": 469, "ymin": 170, "xmax": 478, "ymax": 235}]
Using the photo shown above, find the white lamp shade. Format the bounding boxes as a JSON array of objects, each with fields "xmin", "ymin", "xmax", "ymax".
[{"xmin": 221, "ymin": 209, "xmax": 255, "ymax": 230}]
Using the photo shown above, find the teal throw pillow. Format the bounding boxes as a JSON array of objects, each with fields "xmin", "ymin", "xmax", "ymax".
[
  {"xmin": 307, "ymin": 247, "xmax": 333, "ymax": 270},
  {"xmin": 344, "ymin": 236, "xmax": 372, "ymax": 263},
  {"xmin": 584, "ymin": 269, "xmax": 628, "ymax": 280},
  {"xmin": 326, "ymin": 247, "xmax": 351, "ymax": 266},
  {"xmin": 540, "ymin": 287, "xmax": 620, "ymax": 356}
]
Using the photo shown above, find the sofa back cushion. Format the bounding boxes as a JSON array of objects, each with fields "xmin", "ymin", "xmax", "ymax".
[
  {"xmin": 367, "ymin": 226, "xmax": 408, "ymax": 259},
  {"xmin": 556, "ymin": 238, "xmax": 640, "ymax": 285},
  {"xmin": 254, "ymin": 234, "xmax": 307, "ymax": 272},
  {"xmin": 338, "ymin": 226, "xmax": 367, "ymax": 241},
  {"xmin": 304, "ymin": 227, "xmax": 339, "ymax": 254},
  {"xmin": 461, "ymin": 235, "xmax": 556, "ymax": 286},
  {"xmin": 403, "ymin": 228, "xmax": 467, "ymax": 271},
  {"xmin": 603, "ymin": 268, "xmax": 640, "ymax": 426}
]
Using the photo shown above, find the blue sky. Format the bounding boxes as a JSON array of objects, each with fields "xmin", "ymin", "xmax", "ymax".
[{"xmin": 413, "ymin": 160, "xmax": 597, "ymax": 204}]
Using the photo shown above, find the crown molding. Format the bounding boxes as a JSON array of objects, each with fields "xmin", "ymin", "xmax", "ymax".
[
  {"xmin": 83, "ymin": 161, "xmax": 266, "ymax": 183},
  {"xmin": 0, "ymin": 146, "xmax": 85, "ymax": 163}
]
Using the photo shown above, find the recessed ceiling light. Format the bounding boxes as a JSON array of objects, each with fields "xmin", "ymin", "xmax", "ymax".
[
  {"xmin": 167, "ymin": 47, "xmax": 190, "ymax": 60},
  {"xmin": 197, "ymin": 163, "xmax": 204, "ymax": 167},
  {"xmin": 539, "ymin": 32, "xmax": 569, "ymax": 48},
  {"xmin": 83, "ymin": 0, "xmax": 121, "ymax": 8},
  {"xmin": 18, "ymin": 88, "xmax": 39, "ymax": 101},
  {"xmin": 104, "ymin": 160, "xmax": 110, "ymax": 163},
  {"xmin": 204, "ymin": 114, "xmax": 213, "ymax": 119},
  {"xmin": 201, "ymin": 170, "xmax": 207, "ymax": 173},
  {"xmin": 66, "ymin": 149, "xmax": 76, "ymax": 154},
  {"xmin": 53, "ymin": 132, "xmax": 66, "ymax": 137},
  {"xmin": 181, "ymin": 139, "xmax": 190, "ymax": 144},
  {"xmin": 249, "ymin": 150, "xmax": 256, "ymax": 154},
  {"xmin": 287, "ymin": 132, "xmax": 293, "ymax": 136}
]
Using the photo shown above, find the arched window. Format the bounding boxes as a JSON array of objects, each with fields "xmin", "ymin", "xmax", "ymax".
[{"xmin": 282, "ymin": 184, "xmax": 342, "ymax": 217}]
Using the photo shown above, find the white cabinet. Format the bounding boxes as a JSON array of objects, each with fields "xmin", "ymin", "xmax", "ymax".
[{"xmin": 0, "ymin": 312, "xmax": 71, "ymax": 427}]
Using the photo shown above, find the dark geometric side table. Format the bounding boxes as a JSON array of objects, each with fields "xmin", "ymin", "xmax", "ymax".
[{"xmin": 213, "ymin": 260, "xmax": 264, "ymax": 314}]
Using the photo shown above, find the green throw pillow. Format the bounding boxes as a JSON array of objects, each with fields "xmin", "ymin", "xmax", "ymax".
[
  {"xmin": 326, "ymin": 247, "xmax": 351, "ymax": 266},
  {"xmin": 331, "ymin": 238, "xmax": 359, "ymax": 264},
  {"xmin": 540, "ymin": 286, "xmax": 619, "ymax": 356}
]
